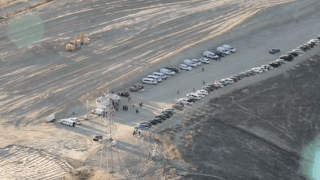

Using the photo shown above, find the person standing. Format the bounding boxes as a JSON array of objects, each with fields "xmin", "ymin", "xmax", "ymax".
[
  {"xmin": 202, "ymin": 68, "xmax": 204, "ymax": 72},
  {"xmin": 133, "ymin": 104, "xmax": 135, "ymax": 108},
  {"xmin": 203, "ymin": 81, "xmax": 205, "ymax": 85},
  {"xmin": 177, "ymin": 91, "xmax": 179, "ymax": 94},
  {"xmin": 138, "ymin": 131, "xmax": 140, "ymax": 135}
]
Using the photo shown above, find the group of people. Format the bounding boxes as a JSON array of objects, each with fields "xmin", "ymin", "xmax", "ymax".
[
  {"xmin": 123, "ymin": 105, "xmax": 128, "ymax": 111},
  {"xmin": 133, "ymin": 129, "xmax": 140, "ymax": 136},
  {"xmin": 112, "ymin": 100, "xmax": 119, "ymax": 111}
]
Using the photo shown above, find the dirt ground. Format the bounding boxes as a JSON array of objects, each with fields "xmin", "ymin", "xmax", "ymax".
[{"xmin": 0, "ymin": 0, "xmax": 320, "ymax": 179}]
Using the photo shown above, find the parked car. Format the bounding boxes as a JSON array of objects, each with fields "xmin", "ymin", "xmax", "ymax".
[
  {"xmin": 60, "ymin": 119, "xmax": 75, "ymax": 127},
  {"xmin": 147, "ymin": 75, "xmax": 162, "ymax": 82},
  {"xmin": 172, "ymin": 103, "xmax": 184, "ymax": 110},
  {"xmin": 214, "ymin": 51, "xmax": 225, "ymax": 57},
  {"xmin": 130, "ymin": 83, "xmax": 144, "ymax": 92},
  {"xmin": 135, "ymin": 125, "xmax": 148, "ymax": 130},
  {"xmin": 307, "ymin": 42, "xmax": 314, "ymax": 48},
  {"xmin": 269, "ymin": 48, "xmax": 280, "ymax": 54},
  {"xmin": 153, "ymin": 72, "xmax": 167, "ymax": 80},
  {"xmin": 196, "ymin": 90, "xmax": 208, "ymax": 96},
  {"xmin": 303, "ymin": 44, "xmax": 311, "ymax": 50},
  {"xmin": 214, "ymin": 81, "xmax": 224, "ymax": 87},
  {"xmin": 93, "ymin": 135, "xmax": 103, "ymax": 142},
  {"xmin": 298, "ymin": 45, "xmax": 308, "ymax": 51},
  {"xmin": 139, "ymin": 123, "xmax": 151, "ymax": 128},
  {"xmin": 118, "ymin": 91, "xmax": 130, "ymax": 97},
  {"xmin": 244, "ymin": 70, "xmax": 252, "ymax": 76},
  {"xmin": 179, "ymin": 98, "xmax": 193, "ymax": 105},
  {"xmin": 184, "ymin": 59, "xmax": 198, "ymax": 67},
  {"xmin": 287, "ymin": 51, "xmax": 298, "ymax": 57},
  {"xmin": 140, "ymin": 121, "xmax": 152, "ymax": 126},
  {"xmin": 155, "ymin": 114, "xmax": 167, "ymax": 120},
  {"xmin": 46, "ymin": 115, "xmax": 55, "ymax": 123},
  {"xmin": 217, "ymin": 47, "xmax": 230, "ymax": 55},
  {"xmin": 202, "ymin": 86, "xmax": 213, "ymax": 92},
  {"xmin": 276, "ymin": 59, "xmax": 286, "ymax": 64},
  {"xmin": 229, "ymin": 76, "xmax": 238, "ymax": 82},
  {"xmin": 199, "ymin": 58, "xmax": 210, "ymax": 64},
  {"xmin": 203, "ymin": 51, "xmax": 219, "ymax": 59},
  {"xmin": 160, "ymin": 68, "xmax": 175, "ymax": 76},
  {"xmin": 292, "ymin": 49, "xmax": 304, "ymax": 54},
  {"xmin": 142, "ymin": 78, "xmax": 157, "ymax": 85},
  {"xmin": 191, "ymin": 59, "xmax": 202, "ymax": 66},
  {"xmin": 165, "ymin": 67, "xmax": 180, "ymax": 73},
  {"xmin": 163, "ymin": 108, "xmax": 176, "ymax": 114},
  {"xmin": 179, "ymin": 64, "xmax": 192, "ymax": 71},
  {"xmin": 161, "ymin": 111, "xmax": 172, "ymax": 118},
  {"xmin": 279, "ymin": 54, "xmax": 293, "ymax": 61},
  {"xmin": 309, "ymin": 39, "xmax": 319, "ymax": 45},
  {"xmin": 233, "ymin": 74, "xmax": 243, "ymax": 80},
  {"xmin": 222, "ymin": 44, "xmax": 236, "ymax": 53},
  {"xmin": 187, "ymin": 98, "xmax": 198, "ymax": 102},
  {"xmin": 69, "ymin": 118, "xmax": 82, "ymax": 125},
  {"xmin": 225, "ymin": 78, "xmax": 234, "ymax": 84},
  {"xmin": 187, "ymin": 93, "xmax": 201, "ymax": 99},
  {"xmin": 148, "ymin": 119, "xmax": 158, "ymax": 125},
  {"xmin": 236, "ymin": 73, "xmax": 245, "ymax": 78},
  {"xmin": 152, "ymin": 118, "xmax": 163, "ymax": 123},
  {"xmin": 269, "ymin": 61, "xmax": 280, "ymax": 68}
]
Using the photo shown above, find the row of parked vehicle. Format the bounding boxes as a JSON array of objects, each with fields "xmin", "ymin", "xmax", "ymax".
[
  {"xmin": 135, "ymin": 45, "xmax": 237, "ymax": 129},
  {"xmin": 135, "ymin": 108, "xmax": 176, "ymax": 130},
  {"xmin": 134, "ymin": 35, "xmax": 320, "ymax": 130},
  {"xmin": 140, "ymin": 44, "xmax": 237, "ymax": 85},
  {"xmin": 175, "ymin": 35, "xmax": 320, "ymax": 106}
]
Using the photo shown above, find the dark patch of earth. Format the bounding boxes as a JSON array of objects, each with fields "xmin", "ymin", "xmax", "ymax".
[{"xmin": 157, "ymin": 55, "xmax": 320, "ymax": 180}]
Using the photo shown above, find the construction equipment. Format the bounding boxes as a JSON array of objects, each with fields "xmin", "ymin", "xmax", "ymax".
[{"xmin": 66, "ymin": 32, "xmax": 90, "ymax": 51}]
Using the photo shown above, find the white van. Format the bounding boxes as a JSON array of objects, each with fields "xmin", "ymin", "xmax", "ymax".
[
  {"xmin": 69, "ymin": 117, "xmax": 82, "ymax": 125},
  {"xmin": 142, "ymin": 78, "xmax": 157, "ymax": 85},
  {"xmin": 92, "ymin": 108, "xmax": 104, "ymax": 115},
  {"xmin": 152, "ymin": 72, "xmax": 167, "ymax": 79},
  {"xmin": 147, "ymin": 75, "xmax": 162, "ymax": 82},
  {"xmin": 61, "ymin": 119, "xmax": 75, "ymax": 127},
  {"xmin": 160, "ymin": 68, "xmax": 175, "ymax": 76}
]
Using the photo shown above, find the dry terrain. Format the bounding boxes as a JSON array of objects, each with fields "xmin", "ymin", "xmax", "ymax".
[{"xmin": 0, "ymin": 0, "xmax": 320, "ymax": 179}]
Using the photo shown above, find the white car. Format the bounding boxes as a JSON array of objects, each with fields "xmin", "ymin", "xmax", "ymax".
[
  {"xmin": 179, "ymin": 64, "xmax": 192, "ymax": 71},
  {"xmin": 196, "ymin": 90, "xmax": 208, "ymax": 97},
  {"xmin": 163, "ymin": 108, "xmax": 176, "ymax": 114},
  {"xmin": 217, "ymin": 47, "xmax": 230, "ymax": 55},
  {"xmin": 225, "ymin": 78, "xmax": 234, "ymax": 84},
  {"xmin": 153, "ymin": 72, "xmax": 167, "ymax": 80},
  {"xmin": 222, "ymin": 44, "xmax": 237, "ymax": 53},
  {"xmin": 69, "ymin": 118, "xmax": 82, "ymax": 125},
  {"xmin": 292, "ymin": 49, "xmax": 303, "ymax": 54},
  {"xmin": 191, "ymin": 59, "xmax": 202, "ymax": 66},
  {"xmin": 186, "ymin": 93, "xmax": 201, "ymax": 100},
  {"xmin": 199, "ymin": 58, "xmax": 210, "ymax": 64},
  {"xmin": 214, "ymin": 81, "xmax": 224, "ymax": 87},
  {"xmin": 309, "ymin": 39, "xmax": 319, "ymax": 45},
  {"xmin": 147, "ymin": 75, "xmax": 162, "ymax": 82},
  {"xmin": 275, "ymin": 59, "xmax": 286, "ymax": 64},
  {"xmin": 160, "ymin": 68, "xmax": 175, "ymax": 76},
  {"xmin": 203, "ymin": 51, "xmax": 219, "ymax": 59},
  {"xmin": 219, "ymin": 79, "xmax": 229, "ymax": 85},
  {"xmin": 251, "ymin": 67, "xmax": 263, "ymax": 74},
  {"xmin": 179, "ymin": 98, "xmax": 193, "ymax": 105}
]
